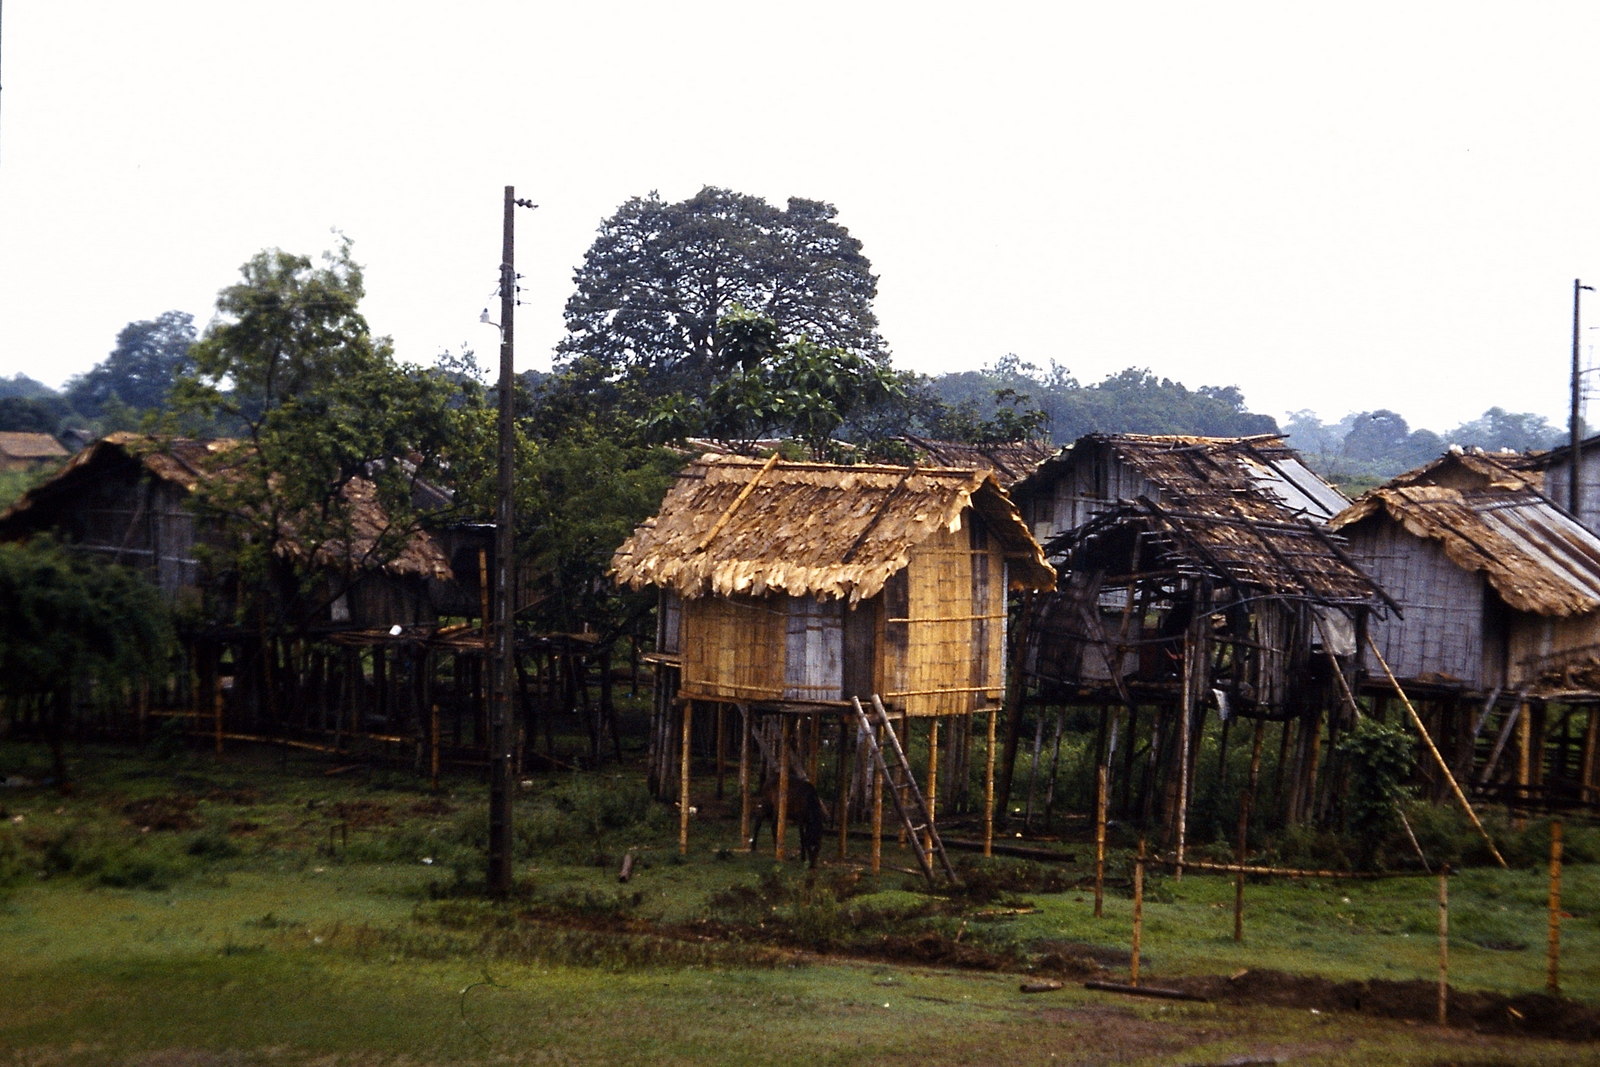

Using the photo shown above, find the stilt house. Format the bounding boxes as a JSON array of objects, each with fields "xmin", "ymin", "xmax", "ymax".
[
  {"xmin": 1328, "ymin": 449, "xmax": 1600, "ymax": 809},
  {"xmin": 1004, "ymin": 434, "xmax": 1391, "ymax": 832},
  {"xmin": 612, "ymin": 453, "xmax": 1055, "ymax": 718}
]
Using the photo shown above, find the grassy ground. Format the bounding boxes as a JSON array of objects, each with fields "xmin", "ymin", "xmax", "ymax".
[{"xmin": 2, "ymin": 740, "xmax": 1597, "ymax": 1065}]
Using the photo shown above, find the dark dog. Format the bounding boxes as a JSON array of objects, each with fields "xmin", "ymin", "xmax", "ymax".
[{"xmin": 749, "ymin": 775, "xmax": 825, "ymax": 868}]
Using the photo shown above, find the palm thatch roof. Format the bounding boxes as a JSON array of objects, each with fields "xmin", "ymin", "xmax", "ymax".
[
  {"xmin": 893, "ymin": 437, "xmax": 1055, "ymax": 488},
  {"xmin": 1, "ymin": 433, "xmax": 452, "ymax": 580},
  {"xmin": 611, "ymin": 454, "xmax": 1054, "ymax": 604}
]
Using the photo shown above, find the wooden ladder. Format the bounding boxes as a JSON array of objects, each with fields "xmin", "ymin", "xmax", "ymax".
[{"xmin": 851, "ymin": 695, "xmax": 958, "ymax": 887}]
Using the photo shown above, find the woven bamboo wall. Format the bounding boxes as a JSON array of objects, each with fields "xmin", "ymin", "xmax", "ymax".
[
  {"xmin": 881, "ymin": 518, "xmax": 1007, "ymax": 717},
  {"xmin": 1352, "ymin": 520, "xmax": 1486, "ymax": 686},
  {"xmin": 680, "ymin": 594, "xmax": 787, "ymax": 701}
]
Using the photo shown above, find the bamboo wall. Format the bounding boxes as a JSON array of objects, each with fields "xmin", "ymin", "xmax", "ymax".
[
  {"xmin": 672, "ymin": 515, "xmax": 1009, "ymax": 715},
  {"xmin": 1349, "ymin": 520, "xmax": 1487, "ymax": 687}
]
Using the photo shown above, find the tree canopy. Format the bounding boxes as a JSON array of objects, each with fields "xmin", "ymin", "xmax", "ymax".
[
  {"xmin": 65, "ymin": 310, "xmax": 196, "ymax": 418},
  {"xmin": 557, "ymin": 187, "xmax": 886, "ymax": 402},
  {"xmin": 172, "ymin": 239, "xmax": 484, "ymax": 627}
]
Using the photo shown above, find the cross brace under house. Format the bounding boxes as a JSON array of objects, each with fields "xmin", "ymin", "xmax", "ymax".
[{"xmin": 851, "ymin": 695, "xmax": 959, "ymax": 887}]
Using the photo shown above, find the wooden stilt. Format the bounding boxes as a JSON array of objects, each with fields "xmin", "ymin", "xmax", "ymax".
[{"xmin": 739, "ymin": 705, "xmax": 753, "ymax": 848}]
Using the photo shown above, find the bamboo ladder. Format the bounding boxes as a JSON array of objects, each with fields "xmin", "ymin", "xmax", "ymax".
[{"xmin": 851, "ymin": 695, "xmax": 958, "ymax": 887}]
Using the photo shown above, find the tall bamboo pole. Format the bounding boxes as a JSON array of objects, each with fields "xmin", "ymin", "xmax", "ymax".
[
  {"xmin": 1367, "ymin": 637, "xmax": 1508, "ymax": 868},
  {"xmin": 1549, "ymin": 821, "xmax": 1565, "ymax": 994}
]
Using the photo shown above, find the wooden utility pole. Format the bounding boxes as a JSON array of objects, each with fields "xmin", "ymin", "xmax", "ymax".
[
  {"xmin": 488, "ymin": 186, "xmax": 535, "ymax": 894},
  {"xmin": 1570, "ymin": 279, "xmax": 1592, "ymax": 517}
]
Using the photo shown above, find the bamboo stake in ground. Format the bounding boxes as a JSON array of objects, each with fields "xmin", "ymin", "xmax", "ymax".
[
  {"xmin": 1367, "ymin": 637, "xmax": 1508, "ymax": 868},
  {"xmin": 1131, "ymin": 839, "xmax": 1146, "ymax": 988},
  {"xmin": 1437, "ymin": 866, "xmax": 1450, "ymax": 1027},
  {"xmin": 1549, "ymin": 821, "xmax": 1564, "ymax": 994},
  {"xmin": 1094, "ymin": 763, "xmax": 1108, "ymax": 919}
]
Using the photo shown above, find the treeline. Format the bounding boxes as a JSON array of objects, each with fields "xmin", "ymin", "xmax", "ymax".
[{"xmin": 916, "ymin": 356, "xmax": 1565, "ymax": 486}]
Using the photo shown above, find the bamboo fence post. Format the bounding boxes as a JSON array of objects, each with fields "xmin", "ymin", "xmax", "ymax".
[
  {"xmin": 1367, "ymin": 637, "xmax": 1508, "ymax": 868},
  {"xmin": 1131, "ymin": 838, "xmax": 1146, "ymax": 987},
  {"xmin": 678, "ymin": 701, "xmax": 694, "ymax": 855},
  {"xmin": 1549, "ymin": 821, "xmax": 1564, "ymax": 994},
  {"xmin": 1094, "ymin": 763, "xmax": 1108, "ymax": 919},
  {"xmin": 1436, "ymin": 867, "xmax": 1450, "ymax": 1026},
  {"xmin": 984, "ymin": 707, "xmax": 998, "ymax": 858}
]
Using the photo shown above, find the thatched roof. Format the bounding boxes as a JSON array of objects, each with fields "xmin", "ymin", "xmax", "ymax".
[
  {"xmin": 611, "ymin": 454, "xmax": 1055, "ymax": 603},
  {"xmin": 1054, "ymin": 494, "xmax": 1389, "ymax": 609},
  {"xmin": 1046, "ymin": 433, "xmax": 1351, "ymax": 523},
  {"xmin": 894, "ymin": 437, "xmax": 1055, "ymax": 488},
  {"xmin": 0, "ymin": 431, "xmax": 68, "ymax": 463},
  {"xmin": 1330, "ymin": 478, "xmax": 1600, "ymax": 617},
  {"xmin": 1, "ymin": 433, "xmax": 453, "ymax": 581}
]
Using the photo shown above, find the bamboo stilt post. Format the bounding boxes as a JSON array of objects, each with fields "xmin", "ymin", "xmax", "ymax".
[
  {"xmin": 775, "ymin": 716, "xmax": 791, "ymax": 862},
  {"xmin": 678, "ymin": 701, "xmax": 693, "ymax": 856},
  {"xmin": 1094, "ymin": 762, "xmax": 1108, "ymax": 919},
  {"xmin": 984, "ymin": 707, "xmax": 998, "ymax": 858},
  {"xmin": 1131, "ymin": 838, "xmax": 1146, "ymax": 988},
  {"xmin": 714, "ymin": 703, "xmax": 726, "ymax": 801},
  {"xmin": 739, "ymin": 706, "xmax": 753, "ymax": 848},
  {"xmin": 1437, "ymin": 867, "xmax": 1450, "ymax": 1027},
  {"xmin": 430, "ymin": 702, "xmax": 441, "ymax": 792},
  {"xmin": 871, "ymin": 718, "xmax": 884, "ymax": 875},
  {"xmin": 836, "ymin": 717, "xmax": 850, "ymax": 859},
  {"xmin": 1549, "ymin": 821, "xmax": 1564, "ymax": 994},
  {"xmin": 1581, "ymin": 710, "xmax": 1598, "ymax": 805},
  {"xmin": 924, "ymin": 718, "xmax": 939, "ymax": 855},
  {"xmin": 1367, "ymin": 636, "xmax": 1508, "ymax": 868},
  {"xmin": 1235, "ymin": 718, "xmax": 1266, "ymax": 942}
]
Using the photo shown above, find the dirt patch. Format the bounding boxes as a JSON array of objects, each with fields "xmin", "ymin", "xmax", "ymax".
[
  {"xmin": 122, "ymin": 795, "xmax": 200, "ymax": 831},
  {"xmin": 325, "ymin": 800, "xmax": 398, "ymax": 828},
  {"xmin": 1168, "ymin": 969, "xmax": 1600, "ymax": 1042}
]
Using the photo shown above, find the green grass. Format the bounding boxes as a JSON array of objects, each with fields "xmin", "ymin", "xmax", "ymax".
[{"xmin": 1, "ymin": 741, "xmax": 1598, "ymax": 1065}]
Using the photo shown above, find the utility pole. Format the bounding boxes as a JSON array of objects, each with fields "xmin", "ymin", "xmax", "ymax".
[
  {"xmin": 1571, "ymin": 279, "xmax": 1593, "ymax": 518},
  {"xmin": 488, "ymin": 186, "xmax": 535, "ymax": 895}
]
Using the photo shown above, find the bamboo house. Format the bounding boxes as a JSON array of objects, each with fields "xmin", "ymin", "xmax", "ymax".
[
  {"xmin": 1329, "ymin": 448, "xmax": 1600, "ymax": 811},
  {"xmin": 611, "ymin": 453, "xmax": 1054, "ymax": 853},
  {"xmin": 1005, "ymin": 434, "xmax": 1393, "ymax": 846}
]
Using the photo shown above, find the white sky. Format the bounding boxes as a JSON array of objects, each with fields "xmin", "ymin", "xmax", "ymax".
[{"xmin": 5, "ymin": 1, "xmax": 1600, "ymax": 434}]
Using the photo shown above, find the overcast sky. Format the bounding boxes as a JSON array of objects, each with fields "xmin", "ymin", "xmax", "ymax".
[{"xmin": 5, "ymin": 2, "xmax": 1600, "ymax": 434}]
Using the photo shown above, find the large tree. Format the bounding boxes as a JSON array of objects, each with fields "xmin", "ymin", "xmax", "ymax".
[
  {"xmin": 65, "ymin": 310, "xmax": 197, "ymax": 417},
  {"xmin": 172, "ymin": 239, "xmax": 481, "ymax": 627},
  {"xmin": 557, "ymin": 187, "xmax": 886, "ymax": 402}
]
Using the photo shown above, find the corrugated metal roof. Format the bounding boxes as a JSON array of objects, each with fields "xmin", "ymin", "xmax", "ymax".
[{"xmin": 1331, "ymin": 474, "xmax": 1600, "ymax": 617}]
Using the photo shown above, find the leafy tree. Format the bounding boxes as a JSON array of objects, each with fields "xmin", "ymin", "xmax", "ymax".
[
  {"xmin": 1333, "ymin": 716, "xmax": 1416, "ymax": 867},
  {"xmin": 65, "ymin": 311, "xmax": 197, "ymax": 417},
  {"xmin": 558, "ymin": 187, "xmax": 886, "ymax": 403},
  {"xmin": 172, "ymin": 239, "xmax": 483, "ymax": 628},
  {"xmin": 1445, "ymin": 406, "xmax": 1563, "ymax": 453},
  {"xmin": 0, "ymin": 394, "xmax": 71, "ymax": 434},
  {"xmin": 0, "ymin": 539, "xmax": 174, "ymax": 786}
]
